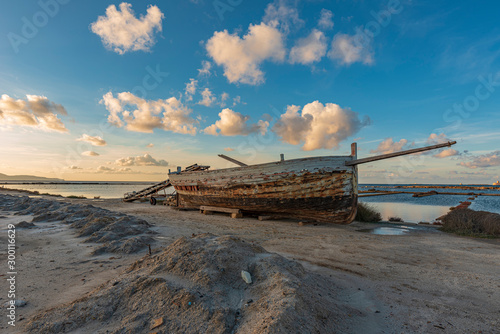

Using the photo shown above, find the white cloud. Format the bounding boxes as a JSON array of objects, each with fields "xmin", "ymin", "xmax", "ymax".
[
  {"xmin": 0, "ymin": 94, "xmax": 68, "ymax": 132},
  {"xmin": 90, "ymin": 3, "xmax": 164, "ymax": 55},
  {"xmin": 82, "ymin": 151, "xmax": 100, "ymax": 157},
  {"xmin": 263, "ymin": 0, "xmax": 304, "ymax": 35},
  {"xmin": 434, "ymin": 149, "xmax": 459, "ymax": 158},
  {"xmin": 206, "ymin": 22, "xmax": 286, "ymax": 85},
  {"xmin": 289, "ymin": 29, "xmax": 327, "ymax": 65},
  {"xmin": 185, "ymin": 79, "xmax": 198, "ymax": 101},
  {"xmin": 232, "ymin": 96, "xmax": 242, "ymax": 106},
  {"xmin": 328, "ymin": 32, "xmax": 373, "ymax": 66},
  {"xmin": 146, "ymin": 143, "xmax": 154, "ymax": 148},
  {"xmin": 318, "ymin": 9, "xmax": 334, "ymax": 30},
  {"xmin": 224, "ymin": 147, "xmax": 234, "ymax": 152},
  {"xmin": 219, "ymin": 92, "xmax": 230, "ymax": 107},
  {"xmin": 204, "ymin": 108, "xmax": 269, "ymax": 136},
  {"xmin": 273, "ymin": 101, "xmax": 371, "ymax": 151},
  {"xmin": 197, "ymin": 60, "xmax": 212, "ymax": 76},
  {"xmin": 68, "ymin": 165, "xmax": 82, "ymax": 170},
  {"xmin": 97, "ymin": 166, "xmax": 133, "ymax": 173},
  {"xmin": 101, "ymin": 92, "xmax": 124, "ymax": 127},
  {"xmin": 116, "ymin": 153, "xmax": 168, "ymax": 166},
  {"xmin": 272, "ymin": 105, "xmax": 311, "ymax": 146},
  {"xmin": 101, "ymin": 92, "xmax": 197, "ymax": 135},
  {"xmin": 371, "ymin": 138, "xmax": 409, "ymax": 154},
  {"xmin": 198, "ymin": 88, "xmax": 216, "ymax": 107},
  {"xmin": 460, "ymin": 151, "xmax": 500, "ymax": 169},
  {"xmin": 76, "ymin": 134, "xmax": 107, "ymax": 146},
  {"xmin": 427, "ymin": 133, "xmax": 451, "ymax": 144}
]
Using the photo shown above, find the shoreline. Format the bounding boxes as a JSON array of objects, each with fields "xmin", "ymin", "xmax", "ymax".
[
  {"xmin": 373, "ymin": 184, "xmax": 500, "ymax": 191},
  {"xmin": 0, "ymin": 191, "xmax": 499, "ymax": 333}
]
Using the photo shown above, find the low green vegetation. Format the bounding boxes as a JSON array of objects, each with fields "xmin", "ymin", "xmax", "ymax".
[
  {"xmin": 356, "ymin": 203, "xmax": 382, "ymax": 222},
  {"xmin": 439, "ymin": 208, "xmax": 500, "ymax": 238}
]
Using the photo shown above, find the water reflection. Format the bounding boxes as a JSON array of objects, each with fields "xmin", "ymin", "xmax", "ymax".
[
  {"xmin": 357, "ymin": 226, "xmax": 412, "ymax": 235},
  {"xmin": 359, "ymin": 201, "xmax": 451, "ymax": 223}
]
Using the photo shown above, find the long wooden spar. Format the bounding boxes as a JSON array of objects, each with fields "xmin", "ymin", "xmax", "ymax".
[
  {"xmin": 346, "ymin": 141, "xmax": 457, "ymax": 166},
  {"xmin": 218, "ymin": 154, "xmax": 248, "ymax": 167}
]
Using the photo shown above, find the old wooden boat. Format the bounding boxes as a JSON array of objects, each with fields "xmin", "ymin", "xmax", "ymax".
[{"xmin": 167, "ymin": 141, "xmax": 457, "ymax": 224}]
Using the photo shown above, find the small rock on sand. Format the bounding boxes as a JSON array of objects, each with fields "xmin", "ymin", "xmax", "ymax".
[
  {"xmin": 241, "ymin": 270, "xmax": 252, "ymax": 284},
  {"xmin": 4, "ymin": 300, "xmax": 27, "ymax": 307},
  {"xmin": 15, "ymin": 221, "xmax": 36, "ymax": 229}
]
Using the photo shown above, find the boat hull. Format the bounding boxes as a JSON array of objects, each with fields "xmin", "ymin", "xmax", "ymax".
[{"xmin": 168, "ymin": 156, "xmax": 358, "ymax": 224}]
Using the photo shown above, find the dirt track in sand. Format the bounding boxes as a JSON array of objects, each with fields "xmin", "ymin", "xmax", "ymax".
[{"xmin": 0, "ymin": 191, "xmax": 499, "ymax": 333}]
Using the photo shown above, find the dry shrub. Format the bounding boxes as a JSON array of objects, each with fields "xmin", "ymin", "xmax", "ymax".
[
  {"xmin": 356, "ymin": 203, "xmax": 382, "ymax": 222},
  {"xmin": 440, "ymin": 208, "xmax": 500, "ymax": 237}
]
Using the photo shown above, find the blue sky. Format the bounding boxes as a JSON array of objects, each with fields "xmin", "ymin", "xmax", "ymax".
[{"xmin": 0, "ymin": 0, "xmax": 499, "ymax": 183}]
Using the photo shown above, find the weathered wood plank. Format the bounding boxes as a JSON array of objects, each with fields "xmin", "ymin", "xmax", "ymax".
[
  {"xmin": 200, "ymin": 205, "xmax": 241, "ymax": 214},
  {"xmin": 217, "ymin": 154, "xmax": 248, "ymax": 167}
]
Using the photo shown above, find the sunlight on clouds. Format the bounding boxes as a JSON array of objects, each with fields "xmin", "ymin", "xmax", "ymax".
[
  {"xmin": 76, "ymin": 134, "xmax": 107, "ymax": 146},
  {"xmin": 263, "ymin": 0, "xmax": 304, "ymax": 35},
  {"xmin": 97, "ymin": 166, "xmax": 133, "ymax": 173},
  {"xmin": 371, "ymin": 138, "xmax": 409, "ymax": 154},
  {"xmin": 434, "ymin": 149, "xmax": 459, "ymax": 158},
  {"xmin": 197, "ymin": 61, "xmax": 212, "ymax": 77},
  {"xmin": 82, "ymin": 151, "xmax": 100, "ymax": 156},
  {"xmin": 427, "ymin": 133, "xmax": 450, "ymax": 144},
  {"xmin": 0, "ymin": 94, "xmax": 68, "ymax": 132},
  {"xmin": 101, "ymin": 92, "xmax": 197, "ymax": 135},
  {"xmin": 318, "ymin": 9, "xmax": 334, "ymax": 30},
  {"xmin": 198, "ymin": 88, "xmax": 216, "ymax": 107},
  {"xmin": 90, "ymin": 3, "xmax": 164, "ymax": 55},
  {"xmin": 460, "ymin": 151, "xmax": 500, "ymax": 169},
  {"xmin": 206, "ymin": 22, "xmax": 286, "ymax": 85},
  {"xmin": 273, "ymin": 101, "xmax": 371, "ymax": 151},
  {"xmin": 289, "ymin": 29, "xmax": 327, "ymax": 65},
  {"xmin": 219, "ymin": 92, "xmax": 230, "ymax": 107},
  {"xmin": 116, "ymin": 153, "xmax": 168, "ymax": 166},
  {"xmin": 204, "ymin": 108, "xmax": 269, "ymax": 136},
  {"xmin": 328, "ymin": 33, "xmax": 373, "ymax": 66},
  {"xmin": 185, "ymin": 79, "xmax": 198, "ymax": 101}
]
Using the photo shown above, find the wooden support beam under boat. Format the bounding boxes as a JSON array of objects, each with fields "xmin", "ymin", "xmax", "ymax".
[
  {"xmin": 200, "ymin": 205, "xmax": 243, "ymax": 218},
  {"xmin": 217, "ymin": 154, "xmax": 248, "ymax": 167},
  {"xmin": 346, "ymin": 141, "xmax": 457, "ymax": 166}
]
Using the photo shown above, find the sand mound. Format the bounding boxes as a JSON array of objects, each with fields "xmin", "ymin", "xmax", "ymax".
[
  {"xmin": 0, "ymin": 194, "xmax": 156, "ymax": 254},
  {"xmin": 26, "ymin": 234, "xmax": 356, "ymax": 333},
  {"xmin": 15, "ymin": 221, "xmax": 36, "ymax": 229}
]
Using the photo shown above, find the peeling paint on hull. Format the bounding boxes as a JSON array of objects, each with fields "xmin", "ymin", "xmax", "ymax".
[{"xmin": 169, "ymin": 156, "xmax": 358, "ymax": 224}]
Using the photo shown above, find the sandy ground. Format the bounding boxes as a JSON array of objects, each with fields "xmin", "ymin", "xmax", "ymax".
[{"xmin": 0, "ymin": 191, "xmax": 499, "ymax": 333}]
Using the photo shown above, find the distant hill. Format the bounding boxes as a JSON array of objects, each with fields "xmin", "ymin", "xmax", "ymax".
[{"xmin": 0, "ymin": 173, "xmax": 64, "ymax": 182}]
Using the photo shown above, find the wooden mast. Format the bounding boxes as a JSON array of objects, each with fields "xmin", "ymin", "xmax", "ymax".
[
  {"xmin": 346, "ymin": 141, "xmax": 457, "ymax": 166},
  {"xmin": 217, "ymin": 154, "xmax": 248, "ymax": 167}
]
